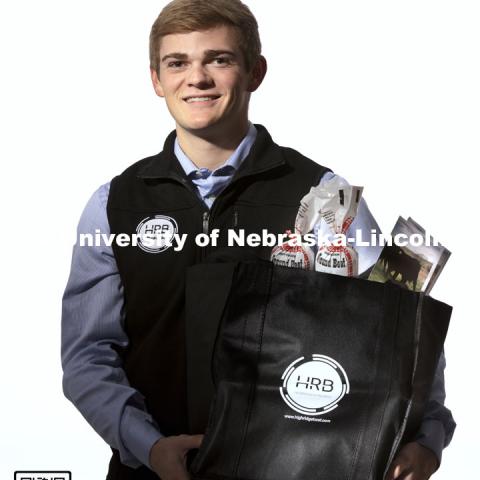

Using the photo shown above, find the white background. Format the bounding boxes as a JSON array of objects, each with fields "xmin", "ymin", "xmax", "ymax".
[{"xmin": 1, "ymin": 0, "xmax": 478, "ymax": 478}]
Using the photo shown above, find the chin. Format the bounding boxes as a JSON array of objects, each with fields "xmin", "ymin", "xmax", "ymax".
[{"xmin": 182, "ymin": 118, "xmax": 222, "ymax": 133}]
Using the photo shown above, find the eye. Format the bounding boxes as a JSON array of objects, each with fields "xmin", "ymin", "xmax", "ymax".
[
  {"xmin": 167, "ymin": 60, "xmax": 185, "ymax": 68},
  {"xmin": 212, "ymin": 56, "xmax": 231, "ymax": 66}
]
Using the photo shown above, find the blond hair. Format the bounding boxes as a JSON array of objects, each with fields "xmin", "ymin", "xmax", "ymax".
[{"xmin": 149, "ymin": 0, "xmax": 262, "ymax": 73}]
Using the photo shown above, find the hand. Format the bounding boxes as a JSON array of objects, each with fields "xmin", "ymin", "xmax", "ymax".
[
  {"xmin": 385, "ymin": 442, "xmax": 439, "ymax": 480},
  {"xmin": 149, "ymin": 434, "xmax": 204, "ymax": 480}
]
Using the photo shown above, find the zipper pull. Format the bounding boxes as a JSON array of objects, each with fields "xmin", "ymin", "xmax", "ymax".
[{"xmin": 202, "ymin": 211, "xmax": 210, "ymax": 234}]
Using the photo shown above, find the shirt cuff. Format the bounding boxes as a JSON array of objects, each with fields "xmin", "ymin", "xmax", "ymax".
[
  {"xmin": 414, "ymin": 418, "xmax": 446, "ymax": 467},
  {"xmin": 119, "ymin": 404, "xmax": 164, "ymax": 469}
]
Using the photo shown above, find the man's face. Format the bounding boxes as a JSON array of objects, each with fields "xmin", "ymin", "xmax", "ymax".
[{"xmin": 151, "ymin": 25, "xmax": 264, "ymax": 136}]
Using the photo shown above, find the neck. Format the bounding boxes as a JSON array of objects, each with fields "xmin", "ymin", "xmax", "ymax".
[{"xmin": 175, "ymin": 119, "xmax": 250, "ymax": 170}]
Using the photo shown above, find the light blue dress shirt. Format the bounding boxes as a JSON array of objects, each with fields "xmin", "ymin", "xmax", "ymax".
[
  {"xmin": 61, "ymin": 124, "xmax": 454, "ymax": 470},
  {"xmin": 174, "ymin": 122, "xmax": 257, "ymax": 208}
]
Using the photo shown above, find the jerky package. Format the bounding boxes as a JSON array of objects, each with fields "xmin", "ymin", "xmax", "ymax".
[
  {"xmin": 270, "ymin": 230, "xmax": 314, "ymax": 270},
  {"xmin": 269, "ymin": 184, "xmax": 326, "ymax": 270},
  {"xmin": 313, "ymin": 177, "xmax": 363, "ymax": 277},
  {"xmin": 271, "ymin": 177, "xmax": 363, "ymax": 276}
]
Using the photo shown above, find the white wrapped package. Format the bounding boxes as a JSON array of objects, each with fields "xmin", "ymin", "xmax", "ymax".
[
  {"xmin": 270, "ymin": 230, "xmax": 314, "ymax": 270},
  {"xmin": 313, "ymin": 177, "xmax": 363, "ymax": 277}
]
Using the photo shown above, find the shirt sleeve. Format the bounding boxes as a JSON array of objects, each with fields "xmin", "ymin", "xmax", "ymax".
[
  {"xmin": 61, "ymin": 182, "xmax": 163, "ymax": 469},
  {"xmin": 413, "ymin": 350, "xmax": 456, "ymax": 465}
]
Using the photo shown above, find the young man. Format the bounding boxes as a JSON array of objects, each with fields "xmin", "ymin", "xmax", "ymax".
[{"xmin": 61, "ymin": 1, "xmax": 455, "ymax": 479}]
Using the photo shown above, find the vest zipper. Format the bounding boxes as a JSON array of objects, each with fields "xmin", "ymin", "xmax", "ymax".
[
  {"xmin": 202, "ymin": 211, "xmax": 210, "ymax": 234},
  {"xmin": 199, "ymin": 210, "xmax": 210, "ymax": 261}
]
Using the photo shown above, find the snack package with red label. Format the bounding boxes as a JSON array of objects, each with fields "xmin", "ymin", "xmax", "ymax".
[
  {"xmin": 313, "ymin": 177, "xmax": 363, "ymax": 277},
  {"xmin": 269, "ymin": 186, "xmax": 323, "ymax": 270},
  {"xmin": 270, "ymin": 230, "xmax": 314, "ymax": 270}
]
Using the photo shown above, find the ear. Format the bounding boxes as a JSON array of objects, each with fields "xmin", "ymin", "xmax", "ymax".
[
  {"xmin": 247, "ymin": 55, "xmax": 267, "ymax": 93},
  {"xmin": 150, "ymin": 68, "xmax": 165, "ymax": 97}
]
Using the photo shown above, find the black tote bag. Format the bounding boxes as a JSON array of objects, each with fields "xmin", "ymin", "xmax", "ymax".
[{"xmin": 187, "ymin": 260, "xmax": 451, "ymax": 480}]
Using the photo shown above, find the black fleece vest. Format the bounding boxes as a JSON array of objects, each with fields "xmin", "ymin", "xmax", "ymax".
[{"xmin": 106, "ymin": 124, "xmax": 330, "ymax": 479}]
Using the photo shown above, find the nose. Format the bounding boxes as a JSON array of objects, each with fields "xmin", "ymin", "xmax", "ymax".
[{"xmin": 187, "ymin": 62, "xmax": 214, "ymax": 89}]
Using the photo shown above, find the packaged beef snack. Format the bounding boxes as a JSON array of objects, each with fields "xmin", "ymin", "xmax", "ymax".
[
  {"xmin": 270, "ymin": 230, "xmax": 314, "ymax": 270},
  {"xmin": 271, "ymin": 177, "xmax": 362, "ymax": 275},
  {"xmin": 269, "ymin": 183, "xmax": 326, "ymax": 270},
  {"xmin": 312, "ymin": 177, "xmax": 363, "ymax": 277}
]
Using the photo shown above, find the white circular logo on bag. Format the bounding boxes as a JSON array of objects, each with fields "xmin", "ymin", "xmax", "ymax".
[
  {"xmin": 136, "ymin": 215, "xmax": 178, "ymax": 253},
  {"xmin": 280, "ymin": 355, "xmax": 349, "ymax": 415}
]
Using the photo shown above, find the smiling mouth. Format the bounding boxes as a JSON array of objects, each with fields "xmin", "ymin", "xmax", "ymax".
[{"xmin": 183, "ymin": 95, "xmax": 221, "ymax": 103}]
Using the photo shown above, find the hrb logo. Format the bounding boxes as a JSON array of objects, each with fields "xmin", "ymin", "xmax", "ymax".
[
  {"xmin": 144, "ymin": 223, "xmax": 170, "ymax": 235},
  {"xmin": 295, "ymin": 375, "xmax": 334, "ymax": 392},
  {"xmin": 136, "ymin": 215, "xmax": 178, "ymax": 253},
  {"xmin": 280, "ymin": 355, "xmax": 349, "ymax": 416}
]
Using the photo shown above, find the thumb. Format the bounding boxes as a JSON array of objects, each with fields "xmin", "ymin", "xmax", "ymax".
[{"xmin": 180, "ymin": 434, "xmax": 204, "ymax": 450}]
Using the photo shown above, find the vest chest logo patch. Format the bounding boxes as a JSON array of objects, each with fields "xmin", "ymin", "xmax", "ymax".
[
  {"xmin": 280, "ymin": 354, "xmax": 349, "ymax": 416},
  {"xmin": 136, "ymin": 215, "xmax": 178, "ymax": 253}
]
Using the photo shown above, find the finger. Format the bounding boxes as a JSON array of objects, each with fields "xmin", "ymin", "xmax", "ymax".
[
  {"xmin": 385, "ymin": 463, "xmax": 405, "ymax": 480},
  {"xmin": 396, "ymin": 467, "xmax": 415, "ymax": 480},
  {"xmin": 181, "ymin": 434, "xmax": 204, "ymax": 450}
]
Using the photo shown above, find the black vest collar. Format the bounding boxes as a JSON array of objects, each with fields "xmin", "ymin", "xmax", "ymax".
[{"xmin": 136, "ymin": 124, "xmax": 286, "ymax": 181}]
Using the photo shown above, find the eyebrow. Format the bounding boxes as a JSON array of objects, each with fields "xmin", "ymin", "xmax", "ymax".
[
  {"xmin": 204, "ymin": 49, "xmax": 237, "ymax": 58},
  {"xmin": 161, "ymin": 49, "xmax": 237, "ymax": 63}
]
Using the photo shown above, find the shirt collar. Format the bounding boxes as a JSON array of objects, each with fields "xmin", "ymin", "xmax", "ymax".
[
  {"xmin": 136, "ymin": 123, "xmax": 286, "ymax": 181},
  {"xmin": 174, "ymin": 122, "xmax": 257, "ymax": 177}
]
